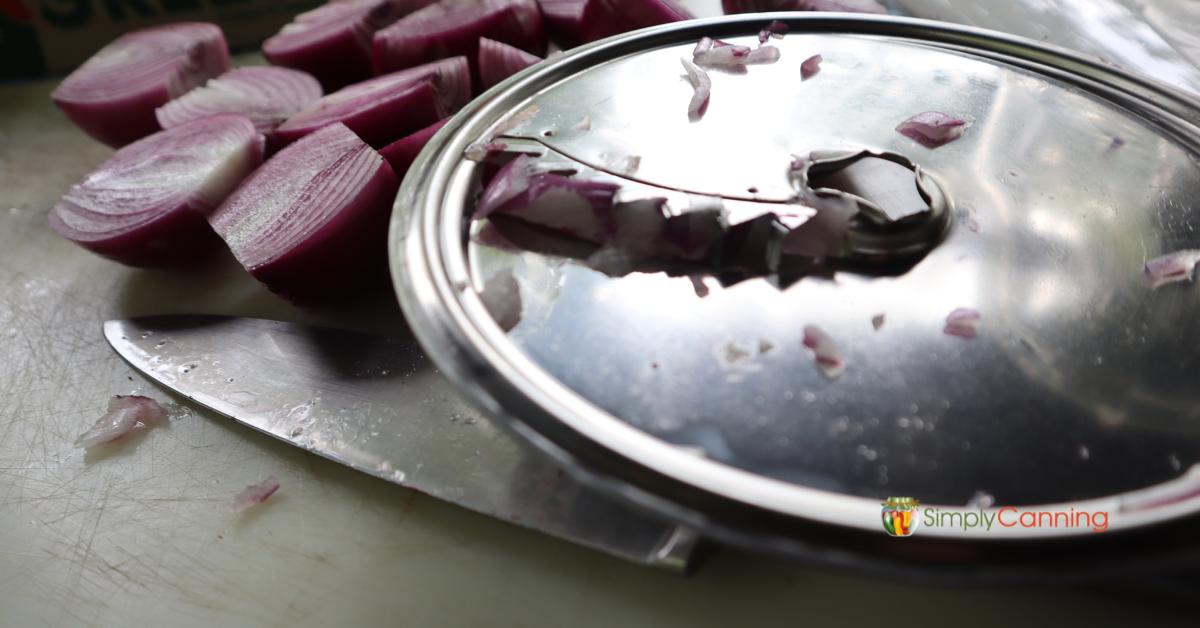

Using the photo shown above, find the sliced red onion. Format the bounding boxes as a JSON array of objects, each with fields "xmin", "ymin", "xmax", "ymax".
[
  {"xmin": 535, "ymin": 0, "xmax": 587, "ymax": 46},
  {"xmin": 781, "ymin": 193, "xmax": 858, "ymax": 258},
  {"xmin": 49, "ymin": 115, "xmax": 264, "ymax": 267},
  {"xmin": 944, "ymin": 307, "xmax": 982, "ymax": 339},
  {"xmin": 264, "ymin": 0, "xmax": 434, "ymax": 90},
  {"xmin": 380, "ymin": 118, "xmax": 450, "ymax": 176},
  {"xmin": 1142, "ymin": 249, "xmax": 1200, "ymax": 289},
  {"xmin": 209, "ymin": 123, "xmax": 399, "ymax": 302},
  {"xmin": 372, "ymin": 0, "xmax": 545, "ymax": 80},
  {"xmin": 681, "ymin": 58, "xmax": 712, "ymax": 122},
  {"xmin": 802, "ymin": 325, "xmax": 845, "ymax": 379},
  {"xmin": 52, "ymin": 23, "xmax": 230, "ymax": 147},
  {"xmin": 580, "ymin": 0, "xmax": 693, "ymax": 42},
  {"xmin": 722, "ymin": 0, "xmax": 885, "ymax": 14},
  {"xmin": 479, "ymin": 37, "xmax": 543, "ymax": 90},
  {"xmin": 231, "ymin": 476, "xmax": 280, "ymax": 512},
  {"xmin": 74, "ymin": 395, "xmax": 168, "ymax": 450},
  {"xmin": 896, "ymin": 111, "xmax": 967, "ymax": 149},
  {"xmin": 476, "ymin": 155, "xmax": 620, "ymax": 241},
  {"xmin": 801, "ymin": 54, "xmax": 823, "ymax": 80},
  {"xmin": 871, "ymin": 313, "xmax": 886, "ymax": 330},
  {"xmin": 758, "ymin": 20, "xmax": 787, "ymax": 44},
  {"xmin": 273, "ymin": 56, "xmax": 470, "ymax": 148},
  {"xmin": 156, "ymin": 66, "xmax": 323, "ymax": 139}
]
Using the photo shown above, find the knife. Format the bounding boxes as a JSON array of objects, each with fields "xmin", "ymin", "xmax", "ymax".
[{"xmin": 104, "ymin": 315, "xmax": 701, "ymax": 571}]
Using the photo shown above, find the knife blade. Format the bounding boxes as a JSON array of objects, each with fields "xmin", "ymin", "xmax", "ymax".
[{"xmin": 104, "ymin": 315, "xmax": 700, "ymax": 571}]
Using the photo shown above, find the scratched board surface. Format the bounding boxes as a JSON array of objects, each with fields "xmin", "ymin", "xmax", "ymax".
[{"xmin": 0, "ymin": 22, "xmax": 1195, "ymax": 628}]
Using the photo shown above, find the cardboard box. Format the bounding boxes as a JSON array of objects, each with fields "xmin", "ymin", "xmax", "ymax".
[{"xmin": 1, "ymin": 0, "xmax": 322, "ymax": 79}]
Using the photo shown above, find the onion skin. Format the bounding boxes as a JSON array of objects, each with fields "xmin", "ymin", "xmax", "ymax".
[
  {"xmin": 209, "ymin": 123, "xmax": 400, "ymax": 303},
  {"xmin": 379, "ymin": 118, "xmax": 450, "ymax": 176},
  {"xmin": 372, "ymin": 0, "xmax": 546, "ymax": 83},
  {"xmin": 52, "ymin": 23, "xmax": 230, "ymax": 148},
  {"xmin": 155, "ymin": 66, "xmax": 324, "ymax": 141},
  {"xmin": 263, "ymin": 0, "xmax": 435, "ymax": 90},
  {"xmin": 273, "ymin": 56, "xmax": 470, "ymax": 149},
  {"xmin": 580, "ymin": 0, "xmax": 693, "ymax": 42},
  {"xmin": 478, "ymin": 37, "xmax": 543, "ymax": 90},
  {"xmin": 49, "ymin": 114, "xmax": 264, "ymax": 267}
]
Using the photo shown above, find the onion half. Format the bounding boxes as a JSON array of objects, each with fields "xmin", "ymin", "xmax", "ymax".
[
  {"xmin": 263, "ymin": 0, "xmax": 435, "ymax": 90},
  {"xmin": 372, "ymin": 0, "xmax": 545, "ymax": 81},
  {"xmin": 273, "ymin": 56, "xmax": 470, "ymax": 148},
  {"xmin": 49, "ymin": 114, "xmax": 264, "ymax": 267},
  {"xmin": 209, "ymin": 123, "xmax": 400, "ymax": 302},
  {"xmin": 156, "ymin": 66, "xmax": 323, "ymax": 140},
  {"xmin": 479, "ymin": 37, "xmax": 543, "ymax": 90},
  {"xmin": 52, "ymin": 23, "xmax": 230, "ymax": 147}
]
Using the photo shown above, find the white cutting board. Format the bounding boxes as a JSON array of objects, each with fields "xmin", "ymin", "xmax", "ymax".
[{"xmin": 0, "ymin": 8, "xmax": 1191, "ymax": 627}]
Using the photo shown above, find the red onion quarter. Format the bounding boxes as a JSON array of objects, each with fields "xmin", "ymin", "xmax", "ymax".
[
  {"xmin": 49, "ymin": 114, "xmax": 264, "ymax": 267},
  {"xmin": 52, "ymin": 23, "xmax": 230, "ymax": 147}
]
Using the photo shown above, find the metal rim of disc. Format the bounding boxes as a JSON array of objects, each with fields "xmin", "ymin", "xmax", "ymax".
[{"xmin": 389, "ymin": 13, "xmax": 1200, "ymax": 555}]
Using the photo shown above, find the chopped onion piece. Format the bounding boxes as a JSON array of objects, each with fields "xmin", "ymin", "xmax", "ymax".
[
  {"xmin": 536, "ymin": 0, "xmax": 587, "ymax": 46},
  {"xmin": 1142, "ymin": 250, "xmax": 1200, "ymax": 289},
  {"xmin": 759, "ymin": 20, "xmax": 787, "ymax": 44},
  {"xmin": 781, "ymin": 193, "xmax": 857, "ymax": 258},
  {"xmin": 896, "ymin": 111, "xmax": 967, "ymax": 149},
  {"xmin": 479, "ymin": 37, "xmax": 543, "ymax": 90},
  {"xmin": 465, "ymin": 141, "xmax": 510, "ymax": 161},
  {"xmin": 693, "ymin": 38, "xmax": 779, "ymax": 68},
  {"xmin": 231, "ymin": 477, "xmax": 280, "ymax": 513},
  {"xmin": 803, "ymin": 325, "xmax": 845, "ymax": 379},
  {"xmin": 574, "ymin": 115, "xmax": 592, "ymax": 130},
  {"xmin": 74, "ymin": 395, "xmax": 168, "ymax": 450},
  {"xmin": 372, "ymin": 0, "xmax": 545, "ymax": 78},
  {"xmin": 580, "ymin": 0, "xmax": 693, "ymax": 42},
  {"xmin": 209, "ymin": 123, "xmax": 399, "ymax": 302},
  {"xmin": 274, "ymin": 56, "xmax": 470, "ymax": 148},
  {"xmin": 52, "ymin": 23, "xmax": 230, "ymax": 147},
  {"xmin": 380, "ymin": 118, "xmax": 450, "ymax": 177},
  {"xmin": 49, "ymin": 115, "xmax": 264, "ymax": 267},
  {"xmin": 944, "ymin": 307, "xmax": 982, "ymax": 339},
  {"xmin": 801, "ymin": 54, "xmax": 823, "ymax": 80},
  {"xmin": 722, "ymin": 0, "xmax": 885, "ymax": 14},
  {"xmin": 263, "ymin": 0, "xmax": 434, "ymax": 90},
  {"xmin": 680, "ymin": 58, "xmax": 711, "ymax": 122},
  {"xmin": 476, "ymin": 155, "xmax": 620, "ymax": 242},
  {"xmin": 156, "ymin": 67, "xmax": 323, "ymax": 139}
]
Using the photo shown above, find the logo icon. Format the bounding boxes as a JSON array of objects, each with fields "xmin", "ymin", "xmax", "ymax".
[{"xmin": 882, "ymin": 497, "xmax": 921, "ymax": 537}]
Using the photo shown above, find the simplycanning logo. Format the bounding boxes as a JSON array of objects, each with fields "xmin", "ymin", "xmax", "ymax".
[{"xmin": 881, "ymin": 496, "xmax": 1110, "ymax": 536}]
